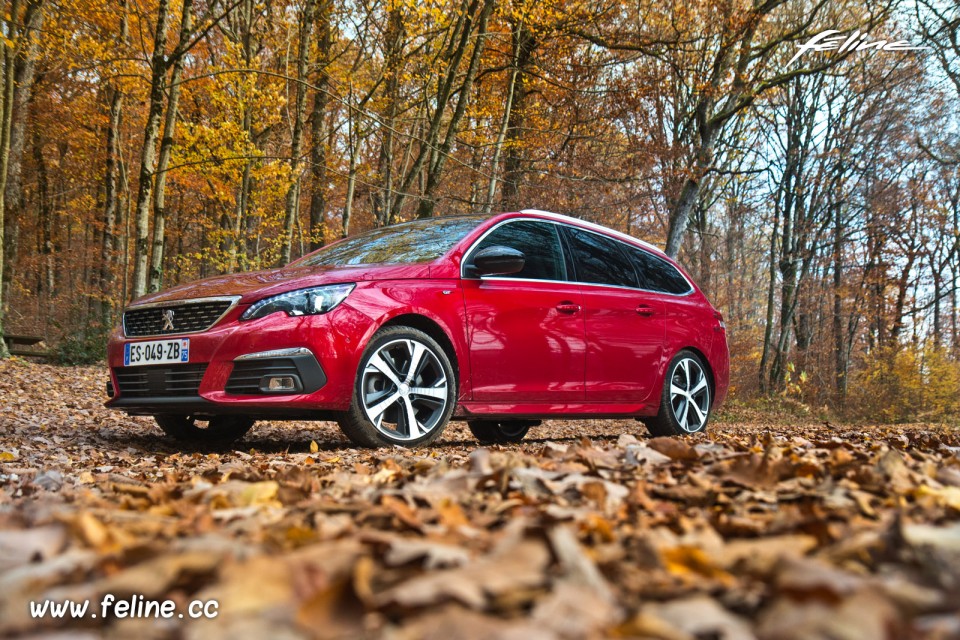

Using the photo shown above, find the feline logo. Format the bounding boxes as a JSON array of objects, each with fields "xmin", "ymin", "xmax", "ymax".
[
  {"xmin": 789, "ymin": 30, "xmax": 929, "ymax": 66},
  {"xmin": 162, "ymin": 309, "xmax": 175, "ymax": 331}
]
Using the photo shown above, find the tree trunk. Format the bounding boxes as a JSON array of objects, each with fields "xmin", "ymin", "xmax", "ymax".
[
  {"xmin": 226, "ymin": 0, "xmax": 255, "ymax": 272},
  {"xmin": 758, "ymin": 203, "xmax": 779, "ymax": 394},
  {"xmin": 0, "ymin": 0, "xmax": 24, "ymax": 357},
  {"xmin": 832, "ymin": 198, "xmax": 846, "ymax": 406},
  {"xmin": 415, "ymin": 0, "xmax": 493, "ymax": 219},
  {"xmin": 279, "ymin": 0, "xmax": 316, "ymax": 266},
  {"xmin": 342, "ymin": 148, "xmax": 357, "ymax": 238},
  {"xmin": 482, "ymin": 20, "xmax": 522, "ymax": 214},
  {"xmin": 664, "ymin": 131, "xmax": 716, "ymax": 258},
  {"xmin": 148, "ymin": 0, "xmax": 193, "ymax": 293},
  {"xmin": 372, "ymin": 6, "xmax": 404, "ymax": 227},
  {"xmin": 499, "ymin": 21, "xmax": 535, "ymax": 212},
  {"xmin": 230, "ymin": 160, "xmax": 251, "ymax": 270},
  {"xmin": 2, "ymin": 0, "xmax": 42, "ymax": 312},
  {"xmin": 130, "ymin": 0, "xmax": 172, "ymax": 300},
  {"xmin": 308, "ymin": 0, "xmax": 331, "ymax": 249},
  {"xmin": 33, "ymin": 129, "xmax": 53, "ymax": 297},
  {"xmin": 933, "ymin": 277, "xmax": 941, "ymax": 345},
  {"xmin": 387, "ymin": 0, "xmax": 492, "ymax": 222},
  {"xmin": 98, "ymin": 78, "xmax": 124, "ymax": 326}
]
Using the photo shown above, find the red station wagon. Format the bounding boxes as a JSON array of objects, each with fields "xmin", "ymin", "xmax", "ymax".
[{"xmin": 105, "ymin": 210, "xmax": 729, "ymax": 447}]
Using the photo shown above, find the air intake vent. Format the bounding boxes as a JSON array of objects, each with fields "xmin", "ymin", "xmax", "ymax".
[
  {"xmin": 113, "ymin": 364, "xmax": 208, "ymax": 397},
  {"xmin": 226, "ymin": 358, "xmax": 302, "ymax": 395},
  {"xmin": 123, "ymin": 298, "xmax": 236, "ymax": 337}
]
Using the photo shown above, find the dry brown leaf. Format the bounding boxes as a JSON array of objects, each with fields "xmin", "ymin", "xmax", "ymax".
[
  {"xmin": 376, "ymin": 537, "xmax": 551, "ymax": 609},
  {"xmin": 0, "ymin": 525, "xmax": 67, "ymax": 571},
  {"xmin": 643, "ymin": 596, "xmax": 755, "ymax": 640},
  {"xmin": 648, "ymin": 437, "xmax": 700, "ymax": 462},
  {"xmin": 757, "ymin": 589, "xmax": 903, "ymax": 640}
]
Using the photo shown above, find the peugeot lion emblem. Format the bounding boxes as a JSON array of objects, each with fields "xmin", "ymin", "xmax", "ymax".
[{"xmin": 161, "ymin": 309, "xmax": 176, "ymax": 331}]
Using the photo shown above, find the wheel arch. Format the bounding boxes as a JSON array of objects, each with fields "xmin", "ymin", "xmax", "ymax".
[
  {"xmin": 674, "ymin": 346, "xmax": 716, "ymax": 405},
  {"xmin": 381, "ymin": 313, "xmax": 461, "ymax": 388}
]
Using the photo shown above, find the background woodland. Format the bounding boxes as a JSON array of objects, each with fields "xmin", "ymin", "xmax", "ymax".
[{"xmin": 0, "ymin": 0, "xmax": 957, "ymax": 421}]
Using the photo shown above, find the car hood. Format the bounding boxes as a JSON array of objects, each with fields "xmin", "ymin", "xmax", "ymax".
[{"xmin": 127, "ymin": 263, "xmax": 435, "ymax": 307}]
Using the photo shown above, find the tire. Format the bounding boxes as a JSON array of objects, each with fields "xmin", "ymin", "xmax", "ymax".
[
  {"xmin": 337, "ymin": 326, "xmax": 456, "ymax": 448},
  {"xmin": 154, "ymin": 414, "xmax": 255, "ymax": 443},
  {"xmin": 645, "ymin": 350, "xmax": 712, "ymax": 437},
  {"xmin": 467, "ymin": 419, "xmax": 539, "ymax": 444}
]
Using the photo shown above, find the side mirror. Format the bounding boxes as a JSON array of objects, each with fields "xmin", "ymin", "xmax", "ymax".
[{"xmin": 467, "ymin": 246, "xmax": 525, "ymax": 277}]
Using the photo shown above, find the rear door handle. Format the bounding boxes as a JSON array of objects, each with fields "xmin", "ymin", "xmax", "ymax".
[
  {"xmin": 556, "ymin": 302, "xmax": 581, "ymax": 314},
  {"xmin": 636, "ymin": 305, "xmax": 655, "ymax": 317}
]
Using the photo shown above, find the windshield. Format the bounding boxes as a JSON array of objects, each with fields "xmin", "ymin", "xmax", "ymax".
[{"xmin": 291, "ymin": 216, "xmax": 487, "ymax": 268}]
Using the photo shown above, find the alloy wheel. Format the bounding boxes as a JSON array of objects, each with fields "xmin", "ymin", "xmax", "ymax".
[
  {"xmin": 360, "ymin": 338, "xmax": 449, "ymax": 441},
  {"xmin": 669, "ymin": 357, "xmax": 710, "ymax": 433}
]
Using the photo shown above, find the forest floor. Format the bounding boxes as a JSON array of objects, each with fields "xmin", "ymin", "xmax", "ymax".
[{"xmin": 1, "ymin": 359, "xmax": 959, "ymax": 639}]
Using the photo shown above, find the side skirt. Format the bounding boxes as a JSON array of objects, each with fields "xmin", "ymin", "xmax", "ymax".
[{"xmin": 454, "ymin": 401, "xmax": 656, "ymax": 420}]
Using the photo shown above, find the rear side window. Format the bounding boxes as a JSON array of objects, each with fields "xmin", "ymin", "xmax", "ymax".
[
  {"xmin": 626, "ymin": 245, "xmax": 693, "ymax": 294},
  {"xmin": 471, "ymin": 220, "xmax": 567, "ymax": 281},
  {"xmin": 564, "ymin": 227, "xmax": 638, "ymax": 288}
]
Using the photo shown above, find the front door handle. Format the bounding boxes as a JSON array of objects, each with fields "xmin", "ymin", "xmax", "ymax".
[
  {"xmin": 556, "ymin": 302, "xmax": 581, "ymax": 314},
  {"xmin": 636, "ymin": 305, "xmax": 655, "ymax": 317}
]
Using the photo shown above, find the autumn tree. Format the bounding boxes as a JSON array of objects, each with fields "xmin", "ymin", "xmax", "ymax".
[
  {"xmin": 0, "ymin": 0, "xmax": 47, "ymax": 358},
  {"xmin": 575, "ymin": 0, "xmax": 895, "ymax": 258}
]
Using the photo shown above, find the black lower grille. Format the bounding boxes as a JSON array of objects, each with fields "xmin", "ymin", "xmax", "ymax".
[
  {"xmin": 113, "ymin": 364, "xmax": 207, "ymax": 397},
  {"xmin": 123, "ymin": 299, "xmax": 235, "ymax": 337},
  {"xmin": 226, "ymin": 359, "xmax": 301, "ymax": 395},
  {"xmin": 225, "ymin": 355, "xmax": 327, "ymax": 395}
]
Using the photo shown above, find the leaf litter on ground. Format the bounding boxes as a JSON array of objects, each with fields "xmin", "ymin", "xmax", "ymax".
[{"xmin": 1, "ymin": 360, "xmax": 959, "ymax": 638}]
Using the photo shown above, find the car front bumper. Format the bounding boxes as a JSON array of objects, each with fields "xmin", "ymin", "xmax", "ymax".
[{"xmin": 105, "ymin": 303, "xmax": 374, "ymax": 417}]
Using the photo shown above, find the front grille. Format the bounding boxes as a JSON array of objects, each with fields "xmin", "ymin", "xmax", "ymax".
[
  {"xmin": 113, "ymin": 364, "xmax": 208, "ymax": 397},
  {"xmin": 123, "ymin": 299, "xmax": 235, "ymax": 337},
  {"xmin": 226, "ymin": 358, "xmax": 301, "ymax": 395}
]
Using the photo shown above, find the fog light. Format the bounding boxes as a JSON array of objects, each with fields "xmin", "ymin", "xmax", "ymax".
[
  {"xmin": 260, "ymin": 375, "xmax": 302, "ymax": 393},
  {"xmin": 106, "ymin": 380, "xmax": 115, "ymax": 397},
  {"xmin": 268, "ymin": 376, "xmax": 296, "ymax": 391}
]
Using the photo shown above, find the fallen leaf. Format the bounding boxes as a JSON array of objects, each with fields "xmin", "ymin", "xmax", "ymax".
[
  {"xmin": 377, "ymin": 536, "xmax": 551, "ymax": 609},
  {"xmin": 0, "ymin": 526, "xmax": 67, "ymax": 572},
  {"xmin": 648, "ymin": 437, "xmax": 700, "ymax": 461},
  {"xmin": 643, "ymin": 596, "xmax": 755, "ymax": 640}
]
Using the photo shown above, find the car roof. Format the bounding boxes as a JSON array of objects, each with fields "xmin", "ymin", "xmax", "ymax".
[{"xmin": 515, "ymin": 209, "xmax": 668, "ymax": 258}]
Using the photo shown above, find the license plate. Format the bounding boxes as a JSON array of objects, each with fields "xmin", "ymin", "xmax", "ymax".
[{"xmin": 123, "ymin": 339, "xmax": 190, "ymax": 367}]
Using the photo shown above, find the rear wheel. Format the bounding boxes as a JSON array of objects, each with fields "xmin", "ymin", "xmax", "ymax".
[
  {"xmin": 645, "ymin": 350, "xmax": 712, "ymax": 436},
  {"xmin": 468, "ymin": 419, "xmax": 540, "ymax": 445},
  {"xmin": 337, "ymin": 326, "xmax": 456, "ymax": 448},
  {"xmin": 154, "ymin": 415, "xmax": 255, "ymax": 443}
]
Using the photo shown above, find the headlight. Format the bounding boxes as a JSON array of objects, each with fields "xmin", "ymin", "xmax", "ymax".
[{"xmin": 241, "ymin": 284, "xmax": 355, "ymax": 321}]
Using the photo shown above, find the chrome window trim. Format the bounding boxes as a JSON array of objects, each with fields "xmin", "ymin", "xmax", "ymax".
[
  {"xmin": 480, "ymin": 276, "xmax": 581, "ymax": 287},
  {"xmin": 462, "ymin": 215, "xmax": 694, "ymax": 297},
  {"xmin": 122, "ymin": 295, "xmax": 242, "ymax": 338}
]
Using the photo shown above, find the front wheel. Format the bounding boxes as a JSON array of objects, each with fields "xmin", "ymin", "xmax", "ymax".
[
  {"xmin": 645, "ymin": 350, "xmax": 712, "ymax": 436},
  {"xmin": 337, "ymin": 326, "xmax": 456, "ymax": 448},
  {"xmin": 154, "ymin": 415, "xmax": 255, "ymax": 443}
]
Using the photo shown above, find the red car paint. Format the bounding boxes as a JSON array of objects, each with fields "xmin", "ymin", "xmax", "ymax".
[{"xmin": 106, "ymin": 210, "xmax": 728, "ymax": 424}]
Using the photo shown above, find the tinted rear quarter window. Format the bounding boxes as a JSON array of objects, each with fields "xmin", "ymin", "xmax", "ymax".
[
  {"xmin": 564, "ymin": 227, "xmax": 638, "ymax": 288},
  {"xmin": 627, "ymin": 246, "xmax": 692, "ymax": 294}
]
